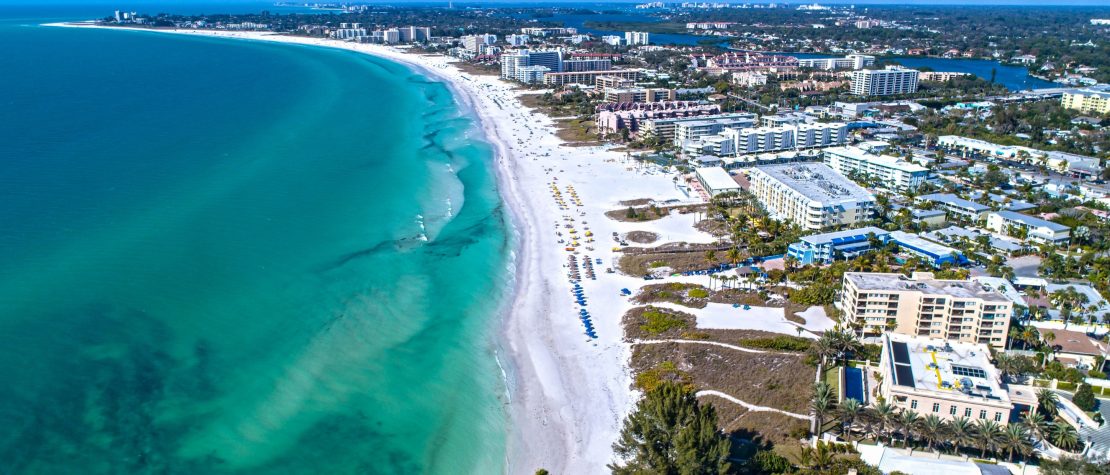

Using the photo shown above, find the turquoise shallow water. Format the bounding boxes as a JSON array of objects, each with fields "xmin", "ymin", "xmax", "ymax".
[{"xmin": 0, "ymin": 18, "xmax": 510, "ymax": 474}]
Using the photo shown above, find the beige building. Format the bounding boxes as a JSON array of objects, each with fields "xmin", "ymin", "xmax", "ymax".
[
  {"xmin": 1061, "ymin": 88, "xmax": 1110, "ymax": 115},
  {"xmin": 602, "ymin": 87, "xmax": 676, "ymax": 103},
  {"xmin": 840, "ymin": 272, "xmax": 1013, "ymax": 348},
  {"xmin": 542, "ymin": 69, "xmax": 641, "ymax": 86},
  {"xmin": 879, "ymin": 333, "xmax": 1015, "ymax": 424}
]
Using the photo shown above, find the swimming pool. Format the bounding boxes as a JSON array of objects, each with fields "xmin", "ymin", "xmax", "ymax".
[{"xmin": 844, "ymin": 366, "xmax": 866, "ymax": 403}]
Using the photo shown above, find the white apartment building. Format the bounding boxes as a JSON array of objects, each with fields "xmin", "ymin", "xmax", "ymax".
[
  {"xmin": 986, "ymin": 211, "xmax": 1070, "ymax": 245},
  {"xmin": 332, "ymin": 28, "xmax": 367, "ymax": 40},
  {"xmin": 797, "ymin": 54, "xmax": 875, "ymax": 70},
  {"xmin": 506, "ymin": 34, "xmax": 530, "ymax": 46},
  {"xmin": 746, "ymin": 163, "xmax": 875, "ymax": 230},
  {"xmin": 732, "ymin": 71, "xmax": 768, "ymax": 87},
  {"xmin": 462, "ymin": 34, "xmax": 497, "ymax": 53},
  {"xmin": 684, "ymin": 122, "xmax": 847, "ymax": 156},
  {"xmin": 500, "ymin": 50, "xmax": 564, "ymax": 83},
  {"xmin": 823, "ymin": 146, "xmax": 930, "ymax": 191},
  {"xmin": 673, "ymin": 114, "xmax": 758, "ymax": 146},
  {"xmin": 850, "ymin": 66, "xmax": 920, "ymax": 96},
  {"xmin": 840, "ymin": 272, "xmax": 1013, "ymax": 347},
  {"xmin": 562, "ymin": 58, "xmax": 613, "ymax": 72},
  {"xmin": 920, "ymin": 71, "xmax": 971, "ymax": 82},
  {"xmin": 397, "ymin": 26, "xmax": 432, "ymax": 43},
  {"xmin": 601, "ymin": 35, "xmax": 623, "ymax": 46},
  {"xmin": 625, "ymin": 31, "xmax": 650, "ymax": 46},
  {"xmin": 879, "ymin": 333, "xmax": 1015, "ymax": 425},
  {"xmin": 794, "ymin": 122, "xmax": 848, "ymax": 149}
]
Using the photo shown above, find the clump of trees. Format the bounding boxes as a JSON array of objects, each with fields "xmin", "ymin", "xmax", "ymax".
[{"xmin": 610, "ymin": 382, "xmax": 731, "ymax": 474}]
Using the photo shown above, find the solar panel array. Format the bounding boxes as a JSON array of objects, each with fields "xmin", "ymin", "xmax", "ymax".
[
  {"xmin": 951, "ymin": 365, "xmax": 987, "ymax": 379},
  {"xmin": 890, "ymin": 341, "xmax": 915, "ymax": 388}
]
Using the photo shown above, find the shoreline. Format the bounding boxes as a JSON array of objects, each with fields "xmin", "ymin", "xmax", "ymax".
[{"xmin": 47, "ymin": 22, "xmax": 653, "ymax": 473}]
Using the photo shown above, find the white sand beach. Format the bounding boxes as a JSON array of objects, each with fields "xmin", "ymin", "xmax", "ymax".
[{"xmin": 48, "ymin": 23, "xmax": 708, "ymax": 473}]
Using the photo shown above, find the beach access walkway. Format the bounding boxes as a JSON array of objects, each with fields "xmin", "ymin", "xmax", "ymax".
[{"xmin": 697, "ymin": 390, "xmax": 812, "ymax": 421}]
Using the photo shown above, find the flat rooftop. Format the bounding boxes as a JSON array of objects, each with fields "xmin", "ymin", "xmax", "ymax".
[
  {"xmin": 695, "ymin": 167, "xmax": 741, "ymax": 191},
  {"xmin": 993, "ymin": 210, "xmax": 1070, "ymax": 232},
  {"xmin": 889, "ymin": 231, "xmax": 960, "ymax": 259},
  {"xmin": 753, "ymin": 163, "xmax": 874, "ymax": 204},
  {"xmin": 676, "ymin": 116, "xmax": 756, "ymax": 128},
  {"xmin": 825, "ymin": 146, "xmax": 929, "ymax": 173},
  {"xmin": 917, "ymin": 193, "xmax": 990, "ymax": 212},
  {"xmin": 799, "ymin": 226, "xmax": 889, "ymax": 246},
  {"xmin": 884, "ymin": 333, "xmax": 1009, "ymax": 402},
  {"xmin": 845, "ymin": 272, "xmax": 1011, "ymax": 303},
  {"xmin": 652, "ymin": 112, "xmax": 756, "ymax": 126}
]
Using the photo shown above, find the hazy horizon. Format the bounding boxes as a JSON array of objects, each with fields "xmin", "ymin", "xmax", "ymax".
[{"xmin": 3, "ymin": 0, "xmax": 1110, "ymax": 7}]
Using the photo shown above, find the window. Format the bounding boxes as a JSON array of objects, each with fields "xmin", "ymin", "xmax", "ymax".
[
  {"xmin": 932, "ymin": 403, "xmax": 940, "ymax": 413},
  {"xmin": 950, "ymin": 405, "xmax": 957, "ymax": 415},
  {"xmin": 995, "ymin": 412, "xmax": 1003, "ymax": 422},
  {"xmin": 979, "ymin": 410, "xmax": 987, "ymax": 420},
  {"xmin": 965, "ymin": 408, "xmax": 972, "ymax": 418},
  {"xmin": 911, "ymin": 400, "xmax": 918, "ymax": 409}
]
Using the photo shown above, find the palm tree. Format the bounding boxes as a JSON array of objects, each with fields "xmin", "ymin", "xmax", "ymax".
[
  {"xmin": 999, "ymin": 424, "xmax": 1031, "ymax": 462},
  {"xmin": 898, "ymin": 410, "xmax": 920, "ymax": 452},
  {"xmin": 704, "ymin": 249, "xmax": 716, "ymax": 268},
  {"xmin": 808, "ymin": 335, "xmax": 837, "ymax": 367},
  {"xmin": 1049, "ymin": 422, "xmax": 1080, "ymax": 452},
  {"xmin": 725, "ymin": 247, "xmax": 743, "ymax": 268},
  {"xmin": 831, "ymin": 328, "xmax": 862, "ymax": 364},
  {"xmin": 994, "ymin": 353, "xmax": 1018, "ymax": 383},
  {"xmin": 793, "ymin": 445, "xmax": 814, "ymax": 470},
  {"xmin": 1022, "ymin": 411, "xmax": 1049, "ymax": 449},
  {"xmin": 1036, "ymin": 388, "xmax": 1059, "ymax": 417},
  {"xmin": 949, "ymin": 417, "xmax": 975, "ymax": 459},
  {"xmin": 918, "ymin": 415, "xmax": 947, "ymax": 456},
  {"xmin": 872, "ymin": 401, "xmax": 897, "ymax": 445},
  {"xmin": 974, "ymin": 419, "xmax": 1003, "ymax": 459},
  {"xmin": 1020, "ymin": 326, "xmax": 1039, "ymax": 350},
  {"xmin": 1007, "ymin": 327, "xmax": 1021, "ymax": 350},
  {"xmin": 813, "ymin": 441, "xmax": 835, "ymax": 471},
  {"xmin": 839, "ymin": 398, "xmax": 862, "ymax": 442},
  {"xmin": 811, "ymin": 382, "xmax": 834, "ymax": 439}
]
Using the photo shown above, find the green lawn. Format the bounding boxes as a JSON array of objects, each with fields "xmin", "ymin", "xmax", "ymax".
[{"xmin": 824, "ymin": 366, "xmax": 841, "ymax": 402}]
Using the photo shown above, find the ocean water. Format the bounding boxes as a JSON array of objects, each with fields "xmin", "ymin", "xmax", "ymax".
[{"xmin": 0, "ymin": 14, "xmax": 511, "ymax": 475}]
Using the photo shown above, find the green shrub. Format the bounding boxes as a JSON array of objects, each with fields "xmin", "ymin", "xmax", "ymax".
[
  {"xmin": 739, "ymin": 335, "xmax": 812, "ymax": 352},
  {"xmin": 1087, "ymin": 370, "xmax": 1106, "ymax": 379},
  {"xmin": 854, "ymin": 343, "xmax": 883, "ymax": 362},
  {"xmin": 1057, "ymin": 381, "xmax": 1078, "ymax": 392},
  {"xmin": 749, "ymin": 450, "xmax": 792, "ymax": 474},
  {"xmin": 640, "ymin": 309, "xmax": 688, "ymax": 334},
  {"xmin": 634, "ymin": 361, "xmax": 693, "ymax": 392},
  {"xmin": 687, "ymin": 288, "xmax": 710, "ymax": 299},
  {"xmin": 1073, "ymin": 384, "xmax": 1097, "ymax": 411},
  {"xmin": 649, "ymin": 261, "xmax": 668, "ymax": 268}
]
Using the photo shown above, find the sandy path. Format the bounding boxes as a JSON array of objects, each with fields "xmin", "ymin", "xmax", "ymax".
[{"xmin": 698, "ymin": 390, "xmax": 812, "ymax": 420}]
